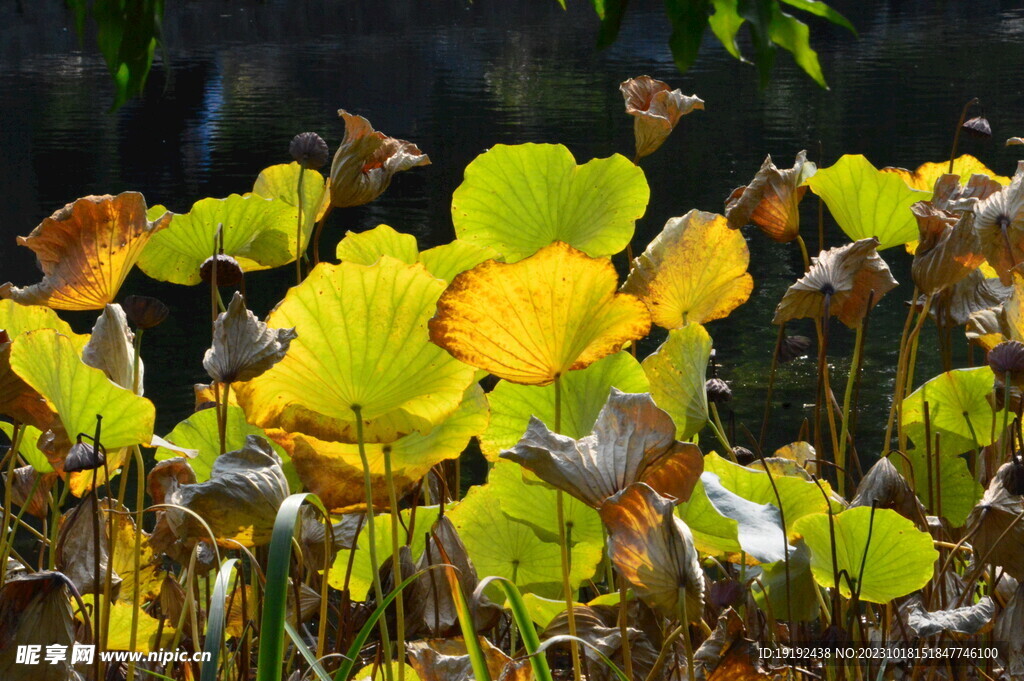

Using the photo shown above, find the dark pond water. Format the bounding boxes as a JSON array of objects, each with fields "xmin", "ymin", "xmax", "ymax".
[{"xmin": 3, "ymin": 0, "xmax": 1024, "ymax": 461}]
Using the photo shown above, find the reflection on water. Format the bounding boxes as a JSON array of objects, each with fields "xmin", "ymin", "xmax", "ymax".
[{"xmin": 2, "ymin": 0, "xmax": 1024, "ymax": 457}]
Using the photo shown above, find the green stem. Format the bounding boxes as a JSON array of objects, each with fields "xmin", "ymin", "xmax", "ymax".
[
  {"xmin": 618, "ymin": 581, "xmax": 633, "ymax": 679},
  {"xmin": 837, "ymin": 321, "xmax": 865, "ymax": 498},
  {"xmin": 949, "ymin": 98, "xmax": 979, "ymax": 173},
  {"xmin": 382, "ymin": 447, "xmax": 406, "ymax": 681},
  {"xmin": 795, "ymin": 235, "xmax": 811, "ymax": 271},
  {"xmin": 353, "ymin": 406, "xmax": 394, "ymax": 681},
  {"xmin": 126, "ymin": 445, "xmax": 145, "ymax": 681},
  {"xmin": 295, "ymin": 168, "xmax": 306, "ymax": 285},
  {"xmin": 0, "ymin": 421, "xmax": 24, "ymax": 583},
  {"xmin": 708, "ymin": 403, "xmax": 734, "ymax": 460},
  {"xmin": 679, "ymin": 592, "xmax": 696, "ymax": 681},
  {"xmin": 553, "ymin": 375, "xmax": 581, "ymax": 681},
  {"xmin": 898, "ymin": 294, "xmax": 933, "ymax": 452},
  {"xmin": 883, "ymin": 288, "xmax": 922, "ymax": 454}
]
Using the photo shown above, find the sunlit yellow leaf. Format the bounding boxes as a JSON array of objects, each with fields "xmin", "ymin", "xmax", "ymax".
[
  {"xmin": 642, "ymin": 323, "xmax": 712, "ymax": 440},
  {"xmin": 236, "ymin": 257, "xmax": 476, "ymax": 442},
  {"xmin": 883, "ymin": 154, "xmax": 1011, "ymax": 191},
  {"xmin": 622, "ymin": 210, "xmax": 753, "ymax": 328},
  {"xmin": 725, "ymin": 151, "xmax": 815, "ymax": 242},
  {"xmin": 253, "ymin": 161, "xmax": 330, "ymax": 247},
  {"xmin": 430, "ymin": 241, "xmax": 650, "ymax": 385},
  {"xmin": 1, "ymin": 192, "xmax": 169, "ymax": 310}
]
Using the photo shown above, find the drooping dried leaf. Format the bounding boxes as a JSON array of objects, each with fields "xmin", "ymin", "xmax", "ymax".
[
  {"xmin": 203, "ymin": 291, "xmax": 296, "ymax": 384},
  {"xmin": 694, "ymin": 608, "xmax": 744, "ymax": 681},
  {"xmin": 0, "ymin": 572, "xmax": 81, "ymax": 681},
  {"xmin": 622, "ymin": 210, "xmax": 753, "ymax": 328},
  {"xmin": 329, "ymin": 110, "xmax": 430, "ymax": 208},
  {"xmin": 901, "ymin": 594, "xmax": 994, "ymax": 637},
  {"xmin": 773, "ymin": 237, "xmax": 897, "ymax": 328},
  {"xmin": 930, "ymin": 268, "xmax": 1010, "ymax": 328},
  {"xmin": 161, "ymin": 435, "xmax": 290, "ymax": 547},
  {"xmin": 430, "ymin": 241, "xmax": 650, "ymax": 385},
  {"xmin": 996, "ymin": 582, "xmax": 1024, "ymax": 677},
  {"xmin": 954, "ymin": 162, "xmax": 1024, "ymax": 284},
  {"xmin": 83, "ymin": 303, "xmax": 143, "ymax": 394},
  {"xmin": 545, "ymin": 604, "xmax": 659, "ymax": 681},
  {"xmin": 725, "ymin": 151, "xmax": 816, "ymax": 242},
  {"xmin": 910, "ymin": 201, "xmax": 984, "ymax": 295},
  {"xmin": 620, "ymin": 76, "xmax": 703, "ymax": 160},
  {"xmin": 502, "ymin": 388, "xmax": 702, "ymax": 508},
  {"xmin": 407, "ymin": 636, "xmax": 513, "ymax": 681},
  {"xmin": 600, "ymin": 482, "xmax": 704, "ymax": 620},
  {"xmin": 1, "ymin": 192, "xmax": 169, "ymax": 310},
  {"xmin": 966, "ymin": 461, "xmax": 1024, "ymax": 581},
  {"xmin": 850, "ymin": 457, "xmax": 926, "ymax": 526},
  {"xmin": 3, "ymin": 466, "xmax": 57, "ymax": 518}
]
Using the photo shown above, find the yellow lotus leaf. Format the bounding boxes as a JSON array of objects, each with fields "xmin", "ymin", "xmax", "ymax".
[
  {"xmin": 429, "ymin": 241, "xmax": 650, "ymax": 386},
  {"xmin": 725, "ymin": 151, "xmax": 816, "ymax": 242},
  {"xmin": 252, "ymin": 161, "xmax": 330, "ymax": 245},
  {"xmin": 267, "ymin": 384, "xmax": 488, "ymax": 512},
  {"xmin": 622, "ymin": 210, "xmax": 753, "ymax": 328},
  {"xmin": 78, "ymin": 595, "xmax": 175, "ymax": 653},
  {"xmin": 9, "ymin": 329, "xmax": 155, "ymax": 478},
  {"xmin": 882, "ymin": 154, "xmax": 1011, "ymax": 191},
  {"xmin": 235, "ymin": 257, "xmax": 476, "ymax": 442},
  {"xmin": 0, "ymin": 300, "xmax": 88, "ymax": 428},
  {"xmin": 773, "ymin": 237, "xmax": 897, "ymax": 328},
  {"xmin": 1, "ymin": 192, "xmax": 169, "ymax": 310}
]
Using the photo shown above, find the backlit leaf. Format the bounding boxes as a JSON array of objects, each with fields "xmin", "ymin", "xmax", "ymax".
[
  {"xmin": 642, "ymin": 323, "xmax": 712, "ymax": 440},
  {"xmin": 902, "ymin": 366, "xmax": 1004, "ymax": 457},
  {"xmin": 252, "ymin": 161, "xmax": 330, "ymax": 247},
  {"xmin": 725, "ymin": 151, "xmax": 815, "ymax": 242},
  {"xmin": 451, "ymin": 144, "xmax": 648, "ymax": 261},
  {"xmin": 883, "ymin": 154, "xmax": 1011, "ymax": 191}
]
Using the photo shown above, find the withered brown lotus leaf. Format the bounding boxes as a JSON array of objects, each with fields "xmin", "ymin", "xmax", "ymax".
[
  {"xmin": 929, "ymin": 173, "xmax": 1004, "ymax": 210},
  {"xmin": 600, "ymin": 482, "xmax": 704, "ymax": 621},
  {"xmin": 55, "ymin": 496, "xmax": 163, "ymax": 602},
  {"xmin": 901, "ymin": 594, "xmax": 994, "ymax": 637},
  {"xmin": 621, "ymin": 210, "xmax": 753, "ymax": 328},
  {"xmin": 930, "ymin": 268, "xmax": 1010, "ymax": 328},
  {"xmin": 776, "ymin": 334, "xmax": 812, "ymax": 363},
  {"xmin": 954, "ymin": 162, "xmax": 1024, "ymax": 284},
  {"xmin": 620, "ymin": 76, "xmax": 703, "ymax": 160},
  {"xmin": 996, "ymin": 582, "xmax": 1024, "ymax": 677},
  {"xmin": 1, "ymin": 192, "xmax": 170, "ymax": 310},
  {"xmin": 694, "ymin": 608, "xmax": 744, "ymax": 681},
  {"xmin": 329, "ymin": 110, "xmax": 430, "ymax": 208},
  {"xmin": 4, "ymin": 466, "xmax": 57, "ymax": 518},
  {"xmin": 965, "ymin": 266, "xmax": 1024, "ymax": 350},
  {"xmin": 963, "ymin": 116, "xmax": 992, "ymax": 139},
  {"xmin": 1008, "ymin": 137, "xmax": 1024, "ymax": 147},
  {"xmin": 910, "ymin": 202, "xmax": 984, "ymax": 295},
  {"xmin": 724, "ymin": 151, "xmax": 816, "ymax": 242},
  {"xmin": 773, "ymin": 237, "xmax": 897, "ymax": 328},
  {"xmin": 545, "ymin": 604, "xmax": 658, "ymax": 681},
  {"xmin": 695, "ymin": 608, "xmax": 774, "ymax": 681},
  {"xmin": 162, "ymin": 435, "xmax": 289, "ymax": 547},
  {"xmin": 0, "ymin": 572, "xmax": 81, "ymax": 681},
  {"xmin": 430, "ymin": 241, "xmax": 650, "ymax": 385},
  {"xmin": 407, "ymin": 637, "xmax": 514, "ymax": 681},
  {"xmin": 502, "ymin": 389, "xmax": 702, "ymax": 508},
  {"xmin": 226, "ymin": 583, "xmax": 320, "ymax": 638},
  {"xmin": 850, "ymin": 457, "xmax": 926, "ymax": 525},
  {"xmin": 83, "ymin": 303, "xmax": 143, "ymax": 394},
  {"xmin": 966, "ymin": 461, "xmax": 1024, "ymax": 581},
  {"xmin": 203, "ymin": 292, "xmax": 296, "ymax": 384}
]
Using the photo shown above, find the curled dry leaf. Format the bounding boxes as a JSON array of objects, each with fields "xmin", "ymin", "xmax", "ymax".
[
  {"xmin": 203, "ymin": 291, "xmax": 296, "ymax": 384},
  {"xmin": 725, "ymin": 151, "xmax": 816, "ymax": 242},
  {"xmin": 0, "ymin": 572, "xmax": 82, "ymax": 681},
  {"xmin": 622, "ymin": 210, "xmax": 753, "ymax": 328},
  {"xmin": 952, "ymin": 162, "xmax": 1024, "ymax": 284},
  {"xmin": 329, "ymin": 110, "xmax": 430, "ymax": 208},
  {"xmin": 1, "ymin": 192, "xmax": 169, "ymax": 310},
  {"xmin": 620, "ymin": 75, "xmax": 703, "ymax": 160},
  {"xmin": 600, "ymin": 482, "xmax": 704, "ymax": 621},
  {"xmin": 966, "ymin": 461, "xmax": 1024, "ymax": 581},
  {"xmin": 900, "ymin": 594, "xmax": 995, "ymax": 637},
  {"xmin": 773, "ymin": 237, "xmax": 897, "ymax": 328},
  {"xmin": 155, "ymin": 435, "xmax": 289, "ymax": 547},
  {"xmin": 910, "ymin": 199, "xmax": 984, "ymax": 296},
  {"xmin": 545, "ymin": 604, "xmax": 659, "ymax": 681},
  {"xmin": 430, "ymin": 241, "xmax": 650, "ymax": 385},
  {"xmin": 83, "ymin": 303, "xmax": 143, "ymax": 394},
  {"xmin": 996, "ymin": 582, "xmax": 1024, "ymax": 677},
  {"xmin": 928, "ymin": 268, "xmax": 1010, "ymax": 329},
  {"xmin": 4, "ymin": 466, "xmax": 57, "ymax": 518},
  {"xmin": 850, "ymin": 456, "xmax": 926, "ymax": 526},
  {"xmin": 502, "ymin": 388, "xmax": 702, "ymax": 508},
  {"xmin": 407, "ymin": 636, "xmax": 514, "ymax": 681}
]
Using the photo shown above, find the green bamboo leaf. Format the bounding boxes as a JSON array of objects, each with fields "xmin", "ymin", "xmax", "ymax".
[{"xmin": 201, "ymin": 558, "xmax": 239, "ymax": 681}]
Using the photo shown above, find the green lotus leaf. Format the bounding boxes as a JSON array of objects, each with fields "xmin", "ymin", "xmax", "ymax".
[
  {"xmin": 418, "ymin": 241, "xmax": 501, "ymax": 283},
  {"xmin": 252, "ymin": 162, "xmax": 330, "ymax": 244},
  {"xmin": 0, "ymin": 423, "xmax": 52, "ymax": 472},
  {"xmin": 903, "ymin": 366, "xmax": 1005, "ymax": 457},
  {"xmin": 138, "ymin": 193, "xmax": 300, "ymax": 285},
  {"xmin": 235, "ymin": 257, "xmax": 476, "ymax": 443},
  {"xmin": 80, "ymin": 595, "xmax": 175, "ymax": 653},
  {"xmin": 480, "ymin": 351, "xmax": 648, "ymax": 461},
  {"xmin": 519, "ymin": 592, "xmax": 583, "ymax": 629},
  {"xmin": 0, "ymin": 300, "xmax": 89, "ymax": 349},
  {"xmin": 903, "ymin": 448, "xmax": 983, "ymax": 528},
  {"xmin": 327, "ymin": 505, "xmax": 442, "ymax": 600},
  {"xmin": 154, "ymin": 405, "xmax": 299, "ymax": 490},
  {"xmin": 675, "ymin": 476, "xmax": 741, "ymax": 558},
  {"xmin": 336, "ymin": 223, "xmax": 418, "ymax": 265},
  {"xmin": 267, "ymin": 384, "xmax": 488, "ymax": 512},
  {"xmin": 752, "ymin": 542, "xmax": 820, "ymax": 621},
  {"xmin": 336, "ymin": 224, "xmax": 501, "ymax": 284},
  {"xmin": 488, "ymin": 460, "xmax": 604, "ymax": 547},
  {"xmin": 642, "ymin": 323, "xmax": 711, "ymax": 440},
  {"xmin": 805, "ymin": 154, "xmax": 932, "ymax": 250},
  {"xmin": 698, "ymin": 471, "xmax": 793, "ymax": 563},
  {"xmin": 449, "ymin": 483, "xmax": 603, "ymax": 600},
  {"xmin": 793, "ymin": 506, "xmax": 938, "ymax": 603},
  {"xmin": 451, "ymin": 143, "xmax": 649, "ymax": 261},
  {"xmin": 704, "ymin": 452, "xmax": 841, "ymax": 530},
  {"xmin": 10, "ymin": 329, "xmax": 155, "ymax": 453}
]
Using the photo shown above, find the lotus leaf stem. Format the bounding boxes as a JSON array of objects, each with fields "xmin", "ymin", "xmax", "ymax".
[
  {"xmin": 382, "ymin": 446, "xmax": 406, "ymax": 681},
  {"xmin": 295, "ymin": 168, "xmax": 306, "ymax": 285},
  {"xmin": 759, "ymin": 324, "xmax": 786, "ymax": 450},
  {"xmin": 837, "ymin": 316, "xmax": 867, "ymax": 497}
]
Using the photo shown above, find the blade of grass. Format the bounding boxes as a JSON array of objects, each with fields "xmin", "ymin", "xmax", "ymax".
[
  {"xmin": 475, "ymin": 576, "xmax": 553, "ymax": 681},
  {"xmin": 286, "ymin": 620, "xmax": 335, "ymax": 681},
  {"xmin": 533, "ymin": 635, "xmax": 630, "ymax": 681},
  {"xmin": 442, "ymin": 564, "xmax": 492, "ymax": 681},
  {"xmin": 258, "ymin": 493, "xmax": 329, "ymax": 681},
  {"xmin": 201, "ymin": 558, "xmax": 239, "ymax": 681}
]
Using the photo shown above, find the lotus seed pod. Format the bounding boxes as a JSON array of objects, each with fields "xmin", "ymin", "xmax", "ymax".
[
  {"xmin": 200, "ymin": 254, "xmax": 244, "ymax": 288},
  {"xmin": 289, "ymin": 132, "xmax": 330, "ymax": 169}
]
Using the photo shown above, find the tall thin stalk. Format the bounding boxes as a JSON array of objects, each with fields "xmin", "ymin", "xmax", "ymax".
[
  {"xmin": 352, "ymin": 405, "xmax": 394, "ymax": 681},
  {"xmin": 837, "ymin": 293, "xmax": 872, "ymax": 497},
  {"xmin": 553, "ymin": 376, "xmax": 582, "ymax": 681},
  {"xmin": 382, "ymin": 446, "xmax": 406, "ymax": 681},
  {"xmin": 949, "ymin": 97, "xmax": 980, "ymax": 173},
  {"xmin": 294, "ymin": 167, "xmax": 306, "ymax": 285}
]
